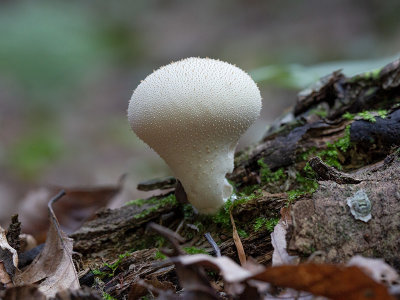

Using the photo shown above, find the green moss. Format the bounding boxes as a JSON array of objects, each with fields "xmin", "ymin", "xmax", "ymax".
[
  {"xmin": 286, "ymin": 163, "xmax": 319, "ymax": 203},
  {"xmin": 253, "ymin": 217, "xmax": 265, "ymax": 231},
  {"xmin": 183, "ymin": 203, "xmax": 195, "ymax": 219},
  {"xmin": 358, "ymin": 111, "xmax": 376, "ymax": 123},
  {"xmin": 356, "ymin": 110, "xmax": 388, "ymax": 123},
  {"xmin": 342, "ymin": 112, "xmax": 354, "ymax": 120},
  {"xmin": 183, "ymin": 246, "xmax": 208, "ymax": 255},
  {"xmin": 133, "ymin": 194, "xmax": 177, "ymax": 219},
  {"xmin": 237, "ymin": 228, "xmax": 249, "ymax": 238},
  {"xmin": 92, "ymin": 269, "xmax": 109, "ymax": 279},
  {"xmin": 253, "ymin": 217, "xmax": 279, "ymax": 232},
  {"xmin": 257, "ymin": 159, "xmax": 287, "ymax": 183},
  {"xmin": 93, "ymin": 252, "xmax": 131, "ymax": 279},
  {"xmin": 265, "ymin": 218, "xmax": 280, "ymax": 232},
  {"xmin": 212, "ymin": 191, "xmax": 260, "ymax": 228},
  {"xmin": 377, "ymin": 109, "xmax": 388, "ymax": 119},
  {"xmin": 313, "ymin": 125, "xmax": 351, "ymax": 170},
  {"xmin": 335, "ymin": 125, "xmax": 351, "ymax": 152},
  {"xmin": 212, "ymin": 199, "xmax": 234, "ymax": 228},
  {"xmin": 239, "ymin": 184, "xmax": 259, "ymax": 195},
  {"xmin": 154, "ymin": 250, "xmax": 166, "ymax": 260},
  {"xmin": 291, "ymin": 126, "xmax": 352, "ymax": 203},
  {"xmin": 362, "ymin": 68, "xmax": 381, "ymax": 80},
  {"xmin": 316, "ymin": 144, "xmax": 342, "ymax": 169},
  {"xmin": 287, "ymin": 189, "xmax": 306, "ymax": 202},
  {"xmin": 102, "ymin": 292, "xmax": 117, "ymax": 300},
  {"xmin": 309, "ymin": 108, "xmax": 328, "ymax": 118},
  {"xmin": 155, "ymin": 236, "xmax": 166, "ymax": 248},
  {"xmin": 124, "ymin": 198, "xmax": 146, "ymax": 206}
]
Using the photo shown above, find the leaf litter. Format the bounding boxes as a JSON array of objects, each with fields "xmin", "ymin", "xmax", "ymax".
[
  {"xmin": 0, "ymin": 188, "xmax": 397, "ymax": 299},
  {"xmin": 144, "ymin": 221, "xmax": 396, "ymax": 300},
  {"xmin": 1, "ymin": 190, "xmax": 81, "ymax": 299}
]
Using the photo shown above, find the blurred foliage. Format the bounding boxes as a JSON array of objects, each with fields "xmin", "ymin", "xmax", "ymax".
[
  {"xmin": 0, "ymin": 1, "xmax": 142, "ymax": 112},
  {"xmin": 250, "ymin": 54, "xmax": 399, "ymax": 89},
  {"xmin": 6, "ymin": 128, "xmax": 64, "ymax": 179}
]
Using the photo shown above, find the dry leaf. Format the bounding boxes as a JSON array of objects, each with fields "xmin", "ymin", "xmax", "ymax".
[
  {"xmin": 18, "ymin": 185, "xmax": 121, "ymax": 242},
  {"xmin": 149, "ymin": 223, "xmax": 393, "ymax": 300},
  {"xmin": 270, "ymin": 220, "xmax": 298, "ymax": 266},
  {"xmin": 0, "ymin": 261, "xmax": 13, "ymax": 289},
  {"xmin": 0, "ymin": 226, "xmax": 18, "ymax": 281},
  {"xmin": 347, "ymin": 256, "xmax": 400, "ymax": 288},
  {"xmin": 14, "ymin": 191, "xmax": 80, "ymax": 298},
  {"xmin": 172, "ymin": 254, "xmax": 393, "ymax": 300},
  {"xmin": 252, "ymin": 263, "xmax": 394, "ymax": 300},
  {"xmin": 174, "ymin": 254, "xmax": 252, "ymax": 283},
  {"xmin": 229, "ymin": 209, "xmax": 246, "ymax": 265}
]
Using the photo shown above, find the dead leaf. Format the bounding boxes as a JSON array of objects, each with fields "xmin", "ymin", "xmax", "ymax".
[
  {"xmin": 229, "ymin": 209, "xmax": 246, "ymax": 266},
  {"xmin": 173, "ymin": 254, "xmax": 252, "ymax": 283},
  {"xmin": 14, "ymin": 191, "xmax": 80, "ymax": 298},
  {"xmin": 347, "ymin": 256, "xmax": 400, "ymax": 288},
  {"xmin": 171, "ymin": 253, "xmax": 394, "ymax": 300},
  {"xmin": 270, "ymin": 220, "xmax": 298, "ymax": 266},
  {"xmin": 252, "ymin": 263, "xmax": 394, "ymax": 300},
  {"xmin": 18, "ymin": 184, "xmax": 121, "ymax": 243},
  {"xmin": 0, "ymin": 261, "xmax": 13, "ymax": 289},
  {"xmin": 0, "ymin": 226, "xmax": 18, "ymax": 281}
]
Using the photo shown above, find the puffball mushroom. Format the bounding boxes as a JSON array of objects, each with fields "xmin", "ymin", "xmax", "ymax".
[{"xmin": 128, "ymin": 57, "xmax": 262, "ymax": 214}]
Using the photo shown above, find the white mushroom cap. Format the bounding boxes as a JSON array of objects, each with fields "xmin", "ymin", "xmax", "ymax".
[{"xmin": 128, "ymin": 57, "xmax": 262, "ymax": 214}]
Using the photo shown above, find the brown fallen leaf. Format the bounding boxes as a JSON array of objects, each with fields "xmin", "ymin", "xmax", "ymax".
[
  {"xmin": 252, "ymin": 263, "xmax": 394, "ymax": 300},
  {"xmin": 0, "ymin": 226, "xmax": 18, "ymax": 282},
  {"xmin": 0, "ymin": 261, "xmax": 13, "ymax": 289},
  {"xmin": 18, "ymin": 184, "xmax": 121, "ymax": 243},
  {"xmin": 14, "ymin": 191, "xmax": 80, "ymax": 298},
  {"xmin": 229, "ymin": 209, "xmax": 246, "ymax": 266},
  {"xmin": 347, "ymin": 256, "xmax": 400, "ymax": 288},
  {"xmin": 149, "ymin": 223, "xmax": 394, "ymax": 300},
  {"xmin": 170, "ymin": 253, "xmax": 394, "ymax": 300}
]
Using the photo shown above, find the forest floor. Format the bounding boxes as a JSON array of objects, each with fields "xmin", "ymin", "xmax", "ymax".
[{"xmin": 1, "ymin": 59, "xmax": 400, "ymax": 300}]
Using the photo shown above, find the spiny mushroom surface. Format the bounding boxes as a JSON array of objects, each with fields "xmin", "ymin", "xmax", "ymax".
[{"xmin": 128, "ymin": 57, "xmax": 262, "ymax": 214}]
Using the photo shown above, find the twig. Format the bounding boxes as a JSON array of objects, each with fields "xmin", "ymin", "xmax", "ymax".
[
  {"xmin": 147, "ymin": 223, "xmax": 185, "ymax": 256},
  {"xmin": 229, "ymin": 209, "xmax": 247, "ymax": 265},
  {"xmin": 309, "ymin": 156, "xmax": 361, "ymax": 184},
  {"xmin": 204, "ymin": 233, "xmax": 221, "ymax": 257}
]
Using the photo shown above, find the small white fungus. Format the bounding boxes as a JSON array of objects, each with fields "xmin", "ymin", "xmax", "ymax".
[{"xmin": 128, "ymin": 57, "xmax": 262, "ymax": 214}]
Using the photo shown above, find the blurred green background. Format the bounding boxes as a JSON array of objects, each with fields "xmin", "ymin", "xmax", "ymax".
[{"xmin": 1, "ymin": 0, "xmax": 399, "ymax": 223}]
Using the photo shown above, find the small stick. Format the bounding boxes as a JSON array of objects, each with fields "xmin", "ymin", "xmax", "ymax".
[
  {"xmin": 230, "ymin": 210, "xmax": 246, "ymax": 265},
  {"xmin": 204, "ymin": 232, "xmax": 221, "ymax": 257}
]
